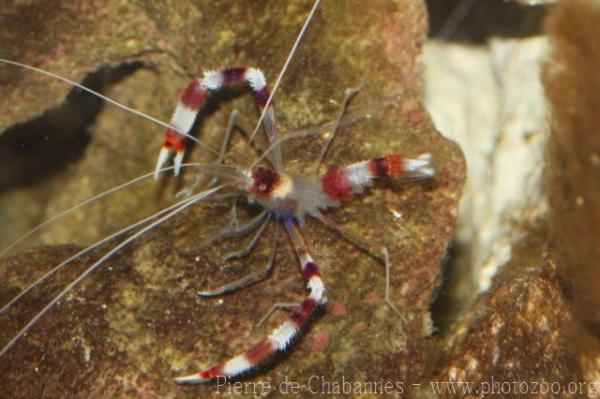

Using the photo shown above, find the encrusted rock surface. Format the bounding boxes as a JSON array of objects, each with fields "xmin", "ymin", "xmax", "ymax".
[
  {"xmin": 424, "ymin": 230, "xmax": 581, "ymax": 398},
  {"xmin": 544, "ymin": 0, "xmax": 600, "ymax": 389},
  {"xmin": 6, "ymin": 1, "xmax": 600, "ymax": 398},
  {"xmin": 0, "ymin": 1, "xmax": 464, "ymax": 397}
]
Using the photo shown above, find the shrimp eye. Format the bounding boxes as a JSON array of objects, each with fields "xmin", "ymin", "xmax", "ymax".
[{"xmin": 250, "ymin": 167, "xmax": 279, "ymax": 196}]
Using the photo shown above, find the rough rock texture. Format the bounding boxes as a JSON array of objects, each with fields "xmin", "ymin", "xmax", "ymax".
[
  {"xmin": 0, "ymin": 1, "xmax": 464, "ymax": 398},
  {"xmin": 424, "ymin": 229, "xmax": 581, "ymax": 398},
  {"xmin": 544, "ymin": 0, "xmax": 600, "ymax": 387},
  {"xmin": 417, "ymin": 1, "xmax": 600, "ymax": 398}
]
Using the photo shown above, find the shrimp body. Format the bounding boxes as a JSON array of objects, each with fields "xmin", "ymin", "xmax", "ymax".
[
  {"xmin": 176, "ymin": 154, "xmax": 433, "ymax": 383},
  {"xmin": 0, "ymin": 3, "xmax": 435, "ymax": 384},
  {"xmin": 242, "ymin": 153, "xmax": 433, "ymax": 221}
]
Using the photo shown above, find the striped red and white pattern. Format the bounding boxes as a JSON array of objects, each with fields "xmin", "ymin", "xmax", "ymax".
[
  {"xmin": 321, "ymin": 153, "xmax": 434, "ymax": 202},
  {"xmin": 154, "ymin": 67, "xmax": 273, "ymax": 179},
  {"xmin": 175, "ymin": 221, "xmax": 325, "ymax": 384}
]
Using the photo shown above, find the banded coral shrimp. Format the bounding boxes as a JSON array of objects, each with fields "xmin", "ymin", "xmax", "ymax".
[{"xmin": 0, "ymin": 0, "xmax": 462, "ymax": 396}]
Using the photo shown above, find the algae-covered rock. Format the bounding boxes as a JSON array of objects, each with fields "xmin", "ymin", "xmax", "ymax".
[
  {"xmin": 423, "ymin": 231, "xmax": 581, "ymax": 398},
  {"xmin": 0, "ymin": 1, "xmax": 464, "ymax": 397},
  {"xmin": 544, "ymin": 0, "xmax": 600, "ymax": 387}
]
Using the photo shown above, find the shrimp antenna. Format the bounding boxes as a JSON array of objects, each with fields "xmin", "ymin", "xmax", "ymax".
[
  {"xmin": 248, "ymin": 113, "xmax": 362, "ymax": 169},
  {"xmin": 0, "ymin": 163, "xmax": 244, "ymax": 315},
  {"xmin": 247, "ymin": 0, "xmax": 322, "ymax": 145},
  {"xmin": 250, "ymin": 127, "xmax": 328, "ymax": 169},
  {"xmin": 0, "ymin": 58, "xmax": 219, "ymax": 156},
  {"xmin": 0, "ymin": 183, "xmax": 211, "ymax": 316},
  {"xmin": 434, "ymin": 0, "xmax": 477, "ymax": 40},
  {"xmin": 0, "ymin": 183, "xmax": 229, "ymax": 359},
  {"xmin": 0, "ymin": 162, "xmax": 240, "ymax": 257}
]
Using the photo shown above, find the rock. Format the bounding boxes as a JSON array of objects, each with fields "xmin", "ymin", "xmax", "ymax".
[
  {"xmin": 544, "ymin": 0, "xmax": 600, "ymax": 386},
  {"xmin": 0, "ymin": 1, "xmax": 464, "ymax": 397},
  {"xmin": 419, "ymin": 1, "xmax": 600, "ymax": 398},
  {"xmin": 423, "ymin": 36, "xmax": 550, "ymax": 297},
  {"xmin": 424, "ymin": 230, "xmax": 581, "ymax": 398}
]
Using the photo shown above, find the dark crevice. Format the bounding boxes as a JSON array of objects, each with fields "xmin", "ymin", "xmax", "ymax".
[
  {"xmin": 0, "ymin": 62, "xmax": 143, "ymax": 192},
  {"xmin": 429, "ymin": 239, "xmax": 474, "ymax": 335},
  {"xmin": 426, "ymin": 0, "xmax": 551, "ymax": 43}
]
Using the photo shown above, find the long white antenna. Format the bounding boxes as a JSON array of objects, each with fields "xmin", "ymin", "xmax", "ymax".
[
  {"xmin": 0, "ymin": 184, "xmax": 227, "ymax": 359},
  {"xmin": 0, "ymin": 162, "xmax": 237, "ymax": 257},
  {"xmin": 0, "ymin": 58, "xmax": 219, "ymax": 155},
  {"xmin": 0, "ymin": 188, "xmax": 205, "ymax": 316},
  {"xmin": 247, "ymin": 0, "xmax": 322, "ymax": 145}
]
